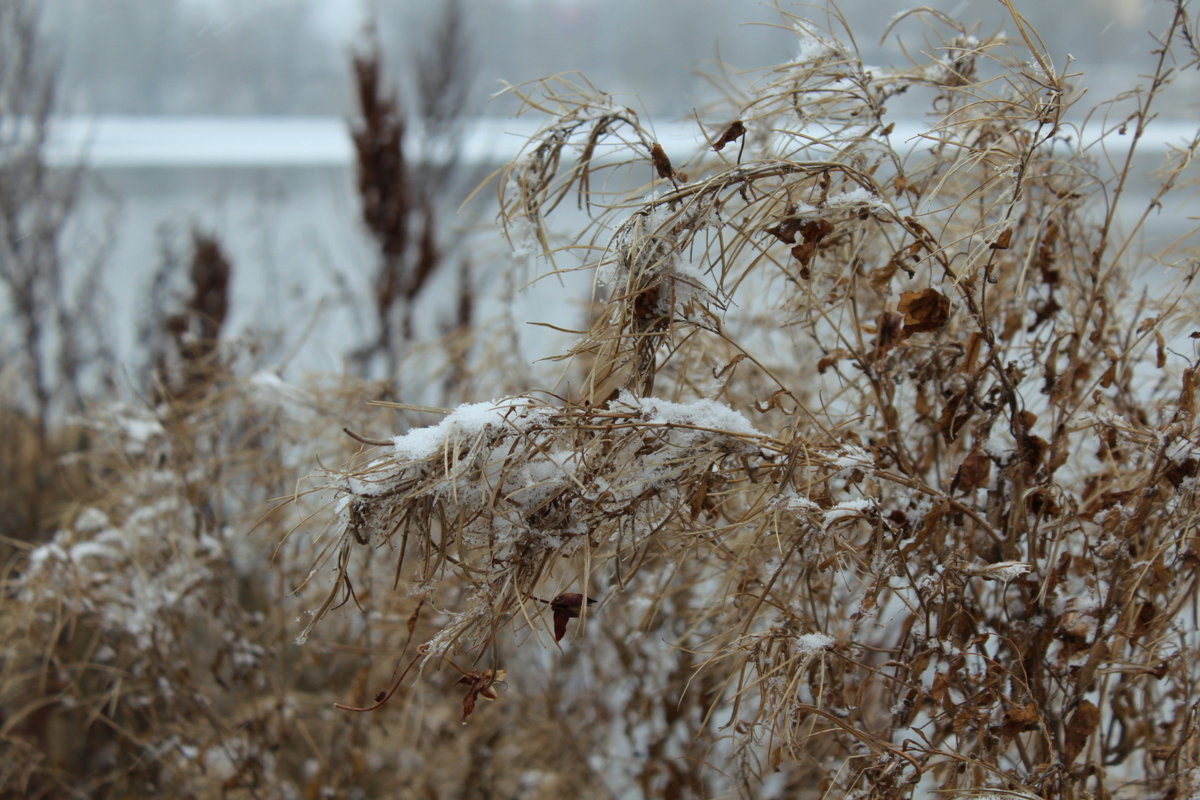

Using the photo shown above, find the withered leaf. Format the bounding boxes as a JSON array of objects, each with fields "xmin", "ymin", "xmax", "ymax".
[
  {"xmin": 817, "ymin": 348, "xmax": 851, "ymax": 374},
  {"xmin": 547, "ymin": 593, "xmax": 598, "ymax": 641},
  {"xmin": 898, "ymin": 288, "xmax": 951, "ymax": 334},
  {"xmin": 650, "ymin": 142, "xmax": 674, "ymax": 179},
  {"xmin": 1131, "ymin": 601, "xmax": 1159, "ymax": 641},
  {"xmin": 458, "ymin": 668, "xmax": 506, "ymax": 723},
  {"xmin": 1099, "ymin": 362, "xmax": 1118, "ymax": 388},
  {"xmin": 953, "ymin": 448, "xmax": 992, "ymax": 492},
  {"xmin": 1181, "ymin": 368, "xmax": 1197, "ymax": 422},
  {"xmin": 791, "ymin": 240, "xmax": 818, "ymax": 267},
  {"xmin": 1165, "ymin": 456, "xmax": 1198, "ymax": 488},
  {"xmin": 711, "ymin": 119, "xmax": 746, "ymax": 151},
  {"xmin": 873, "ymin": 311, "xmax": 905, "ymax": 359},
  {"xmin": 1055, "ymin": 612, "xmax": 1091, "ymax": 653},
  {"xmin": 800, "ymin": 218, "xmax": 834, "ymax": 243},
  {"xmin": 1020, "ymin": 434, "xmax": 1049, "ymax": 470},
  {"xmin": 1063, "ymin": 700, "xmax": 1099, "ymax": 765},
  {"xmin": 766, "ymin": 218, "xmax": 803, "ymax": 244},
  {"xmin": 868, "ymin": 260, "xmax": 899, "ymax": 288},
  {"xmin": 937, "ymin": 389, "xmax": 974, "ymax": 442},
  {"xmin": 929, "ymin": 671, "xmax": 950, "ymax": 704},
  {"xmin": 996, "ymin": 702, "xmax": 1040, "ymax": 739}
]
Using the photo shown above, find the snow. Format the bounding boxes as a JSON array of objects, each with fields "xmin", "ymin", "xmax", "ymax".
[
  {"xmin": 74, "ymin": 507, "xmax": 111, "ymax": 533},
  {"xmin": 977, "ymin": 561, "xmax": 1031, "ymax": 582},
  {"xmin": 823, "ymin": 498, "xmax": 874, "ymax": 528},
  {"xmin": 774, "ymin": 490, "xmax": 820, "ymax": 513},
  {"xmin": 390, "ymin": 398, "xmax": 555, "ymax": 461},
  {"xmin": 617, "ymin": 390, "xmax": 763, "ymax": 438},
  {"xmin": 830, "ymin": 443, "xmax": 873, "ymax": 470},
  {"xmin": 793, "ymin": 24, "xmax": 845, "ymax": 63},
  {"xmin": 796, "ymin": 632, "xmax": 835, "ymax": 653},
  {"xmin": 115, "ymin": 414, "xmax": 165, "ymax": 451},
  {"xmin": 825, "ymin": 187, "xmax": 882, "ymax": 208}
]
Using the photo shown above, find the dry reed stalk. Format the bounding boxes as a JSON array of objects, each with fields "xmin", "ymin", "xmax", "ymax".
[{"xmin": 305, "ymin": 3, "xmax": 1200, "ymax": 798}]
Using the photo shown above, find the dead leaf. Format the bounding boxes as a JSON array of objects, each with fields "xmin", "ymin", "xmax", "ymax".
[
  {"xmin": 711, "ymin": 119, "xmax": 746, "ymax": 151},
  {"xmin": 929, "ymin": 671, "xmax": 951, "ymax": 704},
  {"xmin": 542, "ymin": 593, "xmax": 599, "ymax": 641},
  {"xmin": 937, "ymin": 389, "xmax": 973, "ymax": 442},
  {"xmin": 458, "ymin": 668, "xmax": 507, "ymax": 722},
  {"xmin": 873, "ymin": 311, "xmax": 904, "ymax": 359},
  {"xmin": 650, "ymin": 142, "xmax": 673, "ymax": 179},
  {"xmin": 765, "ymin": 218, "xmax": 803, "ymax": 244},
  {"xmin": 818, "ymin": 348, "xmax": 851, "ymax": 374},
  {"xmin": 1131, "ymin": 601, "xmax": 1159, "ymax": 641},
  {"xmin": 1063, "ymin": 700, "xmax": 1099, "ymax": 765},
  {"xmin": 995, "ymin": 701, "xmax": 1040, "ymax": 739},
  {"xmin": 1099, "ymin": 362, "xmax": 1118, "ymax": 388},
  {"xmin": 953, "ymin": 448, "xmax": 992, "ymax": 492},
  {"xmin": 898, "ymin": 288, "xmax": 951, "ymax": 334}
]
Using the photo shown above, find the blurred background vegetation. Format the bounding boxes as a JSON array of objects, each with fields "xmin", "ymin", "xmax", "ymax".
[{"xmin": 37, "ymin": 0, "xmax": 1195, "ymax": 120}]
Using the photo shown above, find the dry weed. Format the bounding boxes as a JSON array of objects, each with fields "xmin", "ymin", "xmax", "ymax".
[{"xmin": 304, "ymin": 3, "xmax": 1200, "ymax": 798}]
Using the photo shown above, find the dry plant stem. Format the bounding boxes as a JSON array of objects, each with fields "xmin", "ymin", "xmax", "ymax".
[
  {"xmin": 334, "ymin": 652, "xmax": 422, "ymax": 712},
  {"xmin": 277, "ymin": 2, "xmax": 1200, "ymax": 798}
]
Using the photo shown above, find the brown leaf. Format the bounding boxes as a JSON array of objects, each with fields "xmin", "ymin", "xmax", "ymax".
[
  {"xmin": 800, "ymin": 218, "xmax": 834, "ymax": 243},
  {"xmin": 996, "ymin": 702, "xmax": 1040, "ymax": 739},
  {"xmin": 937, "ymin": 389, "xmax": 974, "ymax": 442},
  {"xmin": 990, "ymin": 227, "xmax": 1013, "ymax": 249},
  {"xmin": 1165, "ymin": 456, "xmax": 1198, "ymax": 488},
  {"xmin": 711, "ymin": 119, "xmax": 746, "ymax": 151},
  {"xmin": 817, "ymin": 348, "xmax": 850, "ymax": 374},
  {"xmin": 406, "ymin": 599, "xmax": 424, "ymax": 638},
  {"xmin": 458, "ymin": 668, "xmax": 506, "ymax": 722},
  {"xmin": 898, "ymin": 288, "xmax": 951, "ymax": 334},
  {"xmin": 873, "ymin": 311, "xmax": 905, "ymax": 359},
  {"xmin": 765, "ymin": 218, "xmax": 803, "ymax": 244},
  {"xmin": 546, "ymin": 593, "xmax": 598, "ymax": 641},
  {"xmin": 953, "ymin": 448, "xmax": 992, "ymax": 492},
  {"xmin": 790, "ymin": 240, "xmax": 818, "ymax": 267},
  {"xmin": 1182, "ymin": 368, "xmax": 1197, "ymax": 422},
  {"xmin": 650, "ymin": 142, "xmax": 674, "ymax": 179},
  {"xmin": 1131, "ymin": 601, "xmax": 1159, "ymax": 641},
  {"xmin": 1063, "ymin": 700, "xmax": 1099, "ymax": 765},
  {"xmin": 929, "ymin": 671, "xmax": 951, "ymax": 703}
]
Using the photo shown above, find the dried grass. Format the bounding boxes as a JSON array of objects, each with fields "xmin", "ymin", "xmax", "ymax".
[
  {"xmin": 3, "ymin": 2, "xmax": 1200, "ymax": 799},
  {"xmin": 304, "ymin": 3, "xmax": 1200, "ymax": 798}
]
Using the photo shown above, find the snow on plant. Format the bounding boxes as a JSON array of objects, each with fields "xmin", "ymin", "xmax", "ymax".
[
  {"xmin": 2, "ymin": 378, "xmax": 421, "ymax": 797},
  {"xmin": 296, "ymin": 3, "xmax": 1200, "ymax": 799}
]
